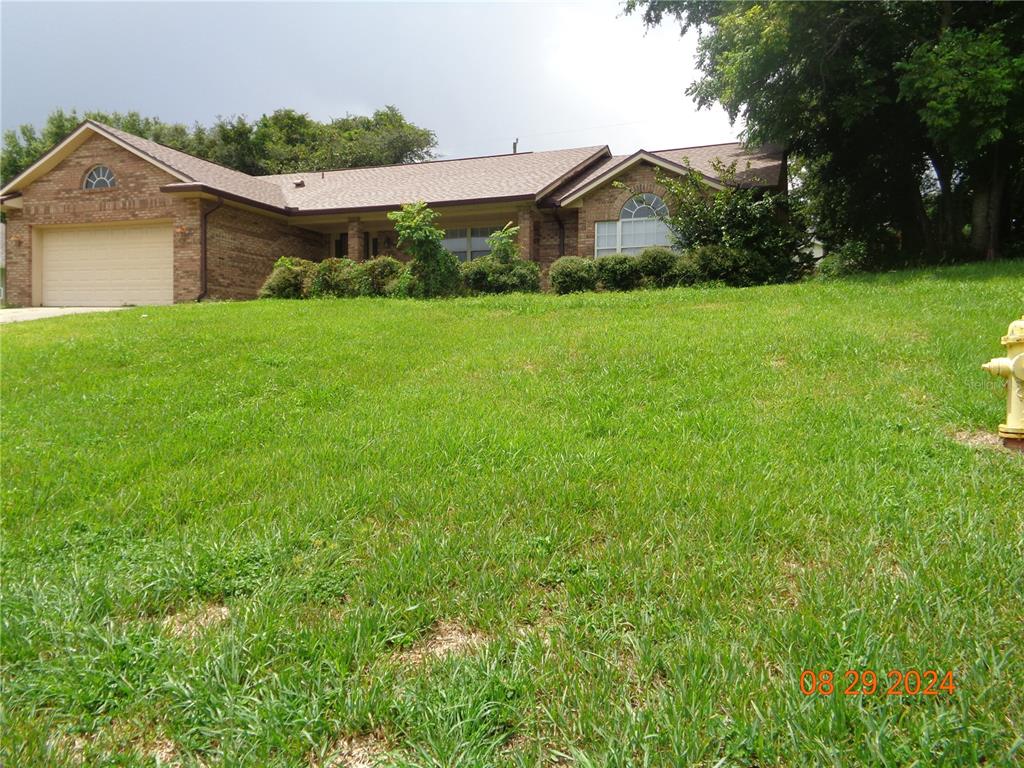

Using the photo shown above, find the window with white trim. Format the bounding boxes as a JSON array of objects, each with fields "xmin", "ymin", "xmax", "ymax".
[
  {"xmin": 595, "ymin": 193, "xmax": 671, "ymax": 256},
  {"xmin": 83, "ymin": 165, "xmax": 116, "ymax": 189},
  {"xmin": 442, "ymin": 226, "xmax": 501, "ymax": 261}
]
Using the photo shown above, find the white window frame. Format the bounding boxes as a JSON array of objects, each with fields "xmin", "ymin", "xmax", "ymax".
[
  {"xmin": 443, "ymin": 225, "xmax": 502, "ymax": 262},
  {"xmin": 83, "ymin": 165, "xmax": 116, "ymax": 190},
  {"xmin": 595, "ymin": 219, "xmax": 672, "ymax": 256},
  {"xmin": 594, "ymin": 193, "xmax": 671, "ymax": 256}
]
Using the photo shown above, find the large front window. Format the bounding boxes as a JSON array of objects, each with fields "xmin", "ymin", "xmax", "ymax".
[
  {"xmin": 595, "ymin": 193, "xmax": 671, "ymax": 256},
  {"xmin": 442, "ymin": 226, "xmax": 501, "ymax": 261}
]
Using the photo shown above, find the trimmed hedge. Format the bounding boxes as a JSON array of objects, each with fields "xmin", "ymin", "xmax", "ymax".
[
  {"xmin": 595, "ymin": 254, "xmax": 642, "ymax": 291},
  {"xmin": 358, "ymin": 256, "xmax": 404, "ymax": 296},
  {"xmin": 261, "ymin": 245, "xmax": 791, "ymax": 300},
  {"xmin": 686, "ymin": 244, "xmax": 776, "ymax": 287},
  {"xmin": 259, "ymin": 257, "xmax": 318, "ymax": 299},
  {"xmin": 262, "ymin": 256, "xmax": 408, "ymax": 299},
  {"xmin": 635, "ymin": 247, "xmax": 678, "ymax": 288},
  {"xmin": 308, "ymin": 257, "xmax": 356, "ymax": 297},
  {"xmin": 549, "ymin": 256, "xmax": 598, "ymax": 294},
  {"xmin": 460, "ymin": 256, "xmax": 541, "ymax": 295}
]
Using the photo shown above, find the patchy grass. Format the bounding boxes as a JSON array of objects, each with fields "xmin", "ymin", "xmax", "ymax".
[{"xmin": 2, "ymin": 261, "xmax": 1023, "ymax": 766}]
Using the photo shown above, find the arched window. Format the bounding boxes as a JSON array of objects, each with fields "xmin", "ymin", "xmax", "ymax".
[
  {"xmin": 83, "ymin": 165, "xmax": 116, "ymax": 189},
  {"xmin": 595, "ymin": 193, "xmax": 672, "ymax": 256},
  {"xmin": 621, "ymin": 193, "xmax": 669, "ymax": 220}
]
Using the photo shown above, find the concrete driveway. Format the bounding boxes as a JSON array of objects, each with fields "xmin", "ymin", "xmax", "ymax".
[{"xmin": 0, "ymin": 307, "xmax": 128, "ymax": 324}]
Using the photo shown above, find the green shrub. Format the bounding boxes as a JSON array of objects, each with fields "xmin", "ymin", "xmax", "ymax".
[
  {"xmin": 309, "ymin": 257, "xmax": 357, "ymax": 297},
  {"xmin": 816, "ymin": 241, "xmax": 869, "ymax": 279},
  {"xmin": 667, "ymin": 252, "xmax": 703, "ymax": 286},
  {"xmin": 459, "ymin": 222, "xmax": 541, "ymax": 295},
  {"xmin": 387, "ymin": 202, "xmax": 460, "ymax": 298},
  {"xmin": 636, "ymin": 247, "xmax": 678, "ymax": 287},
  {"xmin": 459, "ymin": 256, "xmax": 541, "ymax": 294},
  {"xmin": 595, "ymin": 254, "xmax": 642, "ymax": 291},
  {"xmin": 358, "ymin": 256, "xmax": 404, "ymax": 296},
  {"xmin": 549, "ymin": 256, "xmax": 598, "ymax": 294},
  {"xmin": 687, "ymin": 245, "xmax": 776, "ymax": 287},
  {"xmin": 384, "ymin": 265, "xmax": 421, "ymax": 298},
  {"xmin": 658, "ymin": 163, "xmax": 811, "ymax": 285},
  {"xmin": 259, "ymin": 257, "xmax": 317, "ymax": 299},
  {"xmin": 487, "ymin": 222, "xmax": 520, "ymax": 264}
]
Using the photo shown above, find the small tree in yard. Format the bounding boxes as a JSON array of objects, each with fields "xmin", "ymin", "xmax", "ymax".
[
  {"xmin": 657, "ymin": 162, "xmax": 812, "ymax": 284},
  {"xmin": 487, "ymin": 222, "xmax": 518, "ymax": 264},
  {"xmin": 387, "ymin": 202, "xmax": 460, "ymax": 297},
  {"xmin": 460, "ymin": 222, "xmax": 541, "ymax": 294}
]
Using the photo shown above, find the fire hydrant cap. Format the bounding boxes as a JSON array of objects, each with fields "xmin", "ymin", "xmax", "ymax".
[{"xmin": 1003, "ymin": 316, "xmax": 1024, "ymax": 345}]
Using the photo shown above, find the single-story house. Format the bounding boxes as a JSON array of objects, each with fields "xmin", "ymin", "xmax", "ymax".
[{"xmin": 0, "ymin": 120, "xmax": 784, "ymax": 306}]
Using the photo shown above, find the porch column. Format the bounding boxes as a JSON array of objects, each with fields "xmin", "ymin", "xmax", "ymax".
[
  {"xmin": 347, "ymin": 219, "xmax": 363, "ymax": 261},
  {"xmin": 577, "ymin": 208, "xmax": 591, "ymax": 259},
  {"xmin": 517, "ymin": 209, "xmax": 534, "ymax": 262}
]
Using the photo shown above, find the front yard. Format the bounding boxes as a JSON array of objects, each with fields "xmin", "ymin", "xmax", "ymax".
[{"xmin": 2, "ymin": 261, "xmax": 1022, "ymax": 766}]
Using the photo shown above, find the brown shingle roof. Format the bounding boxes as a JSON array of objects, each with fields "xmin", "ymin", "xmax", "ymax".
[
  {"xmin": 20, "ymin": 122, "xmax": 780, "ymax": 215},
  {"xmin": 257, "ymin": 146, "xmax": 610, "ymax": 212},
  {"xmin": 554, "ymin": 142, "xmax": 784, "ymax": 204},
  {"xmin": 653, "ymin": 143, "xmax": 784, "ymax": 187},
  {"xmin": 96, "ymin": 122, "xmax": 289, "ymax": 209}
]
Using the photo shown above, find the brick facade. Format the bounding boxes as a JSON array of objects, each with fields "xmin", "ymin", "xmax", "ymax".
[
  {"xmin": 205, "ymin": 204, "xmax": 327, "ymax": 300},
  {"xmin": 570, "ymin": 161, "xmax": 671, "ymax": 259},
  {"xmin": 2, "ymin": 134, "xmax": 331, "ymax": 305},
  {"xmin": 3, "ymin": 134, "xmax": 202, "ymax": 305},
  {"xmin": 2, "ymin": 135, "xmax": 685, "ymax": 305}
]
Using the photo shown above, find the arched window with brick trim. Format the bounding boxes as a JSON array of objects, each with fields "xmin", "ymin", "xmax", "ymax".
[
  {"xmin": 83, "ymin": 165, "xmax": 116, "ymax": 189},
  {"xmin": 595, "ymin": 193, "xmax": 672, "ymax": 256}
]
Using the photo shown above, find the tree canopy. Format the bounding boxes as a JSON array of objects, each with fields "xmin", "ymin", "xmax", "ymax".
[
  {"xmin": 626, "ymin": 0, "xmax": 1024, "ymax": 264},
  {"xmin": 1, "ymin": 106, "xmax": 437, "ymax": 184}
]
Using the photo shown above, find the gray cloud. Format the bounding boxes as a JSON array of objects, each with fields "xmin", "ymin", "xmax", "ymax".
[{"xmin": 1, "ymin": 1, "xmax": 740, "ymax": 158}]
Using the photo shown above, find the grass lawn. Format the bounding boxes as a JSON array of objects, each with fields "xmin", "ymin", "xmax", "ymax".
[{"xmin": 2, "ymin": 261, "xmax": 1023, "ymax": 767}]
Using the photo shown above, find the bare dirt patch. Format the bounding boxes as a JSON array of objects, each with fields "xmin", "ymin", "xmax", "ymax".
[
  {"xmin": 313, "ymin": 731, "xmax": 391, "ymax": 768},
  {"xmin": 393, "ymin": 620, "xmax": 488, "ymax": 666},
  {"xmin": 778, "ymin": 558, "xmax": 828, "ymax": 609},
  {"xmin": 162, "ymin": 603, "xmax": 230, "ymax": 639},
  {"xmin": 951, "ymin": 429, "xmax": 1009, "ymax": 450},
  {"xmin": 47, "ymin": 723, "xmax": 182, "ymax": 766}
]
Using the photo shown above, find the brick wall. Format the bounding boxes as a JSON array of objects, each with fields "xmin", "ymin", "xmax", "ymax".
[
  {"xmin": 2, "ymin": 133, "xmax": 201, "ymax": 305},
  {"xmin": 205, "ymin": 204, "xmax": 327, "ymax": 300},
  {"xmin": 572, "ymin": 161, "xmax": 671, "ymax": 259},
  {"xmin": 533, "ymin": 209, "xmax": 579, "ymax": 270},
  {"xmin": 4, "ymin": 210, "xmax": 30, "ymax": 306}
]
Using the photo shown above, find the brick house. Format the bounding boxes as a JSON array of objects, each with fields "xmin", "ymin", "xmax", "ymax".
[{"xmin": 0, "ymin": 120, "xmax": 784, "ymax": 306}]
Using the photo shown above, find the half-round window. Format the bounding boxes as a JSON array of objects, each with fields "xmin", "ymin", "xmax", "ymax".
[
  {"xmin": 84, "ymin": 165, "xmax": 116, "ymax": 189},
  {"xmin": 621, "ymin": 193, "xmax": 668, "ymax": 220}
]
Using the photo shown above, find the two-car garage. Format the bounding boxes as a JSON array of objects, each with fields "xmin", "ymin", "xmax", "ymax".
[{"xmin": 36, "ymin": 222, "xmax": 174, "ymax": 306}]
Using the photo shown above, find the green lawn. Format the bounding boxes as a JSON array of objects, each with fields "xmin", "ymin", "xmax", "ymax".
[{"xmin": 2, "ymin": 261, "xmax": 1023, "ymax": 767}]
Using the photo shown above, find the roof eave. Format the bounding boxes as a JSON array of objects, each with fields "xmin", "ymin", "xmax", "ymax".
[
  {"xmin": 1, "ymin": 121, "xmax": 193, "ymax": 197},
  {"xmin": 159, "ymin": 182, "xmax": 289, "ymax": 215},
  {"xmin": 533, "ymin": 146, "xmax": 612, "ymax": 203},
  {"xmin": 289, "ymin": 193, "xmax": 538, "ymax": 217},
  {"xmin": 556, "ymin": 151, "xmax": 728, "ymax": 207},
  {"xmin": 161, "ymin": 183, "xmax": 538, "ymax": 217}
]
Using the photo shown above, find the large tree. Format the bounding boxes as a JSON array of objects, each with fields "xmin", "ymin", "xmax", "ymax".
[
  {"xmin": 626, "ymin": 1, "xmax": 1024, "ymax": 263},
  {"xmin": 2, "ymin": 106, "xmax": 437, "ymax": 184}
]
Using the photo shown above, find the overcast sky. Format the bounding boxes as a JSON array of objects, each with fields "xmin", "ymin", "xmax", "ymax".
[{"xmin": 1, "ymin": 1, "xmax": 740, "ymax": 159}]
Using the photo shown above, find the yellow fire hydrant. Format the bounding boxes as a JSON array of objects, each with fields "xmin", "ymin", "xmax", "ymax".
[{"xmin": 982, "ymin": 315, "xmax": 1024, "ymax": 451}]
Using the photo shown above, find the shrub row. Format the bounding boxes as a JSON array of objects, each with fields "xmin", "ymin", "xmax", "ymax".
[
  {"xmin": 259, "ymin": 256, "xmax": 411, "ymax": 299},
  {"xmin": 459, "ymin": 255, "xmax": 540, "ymax": 294},
  {"xmin": 548, "ymin": 245, "xmax": 788, "ymax": 294},
  {"xmin": 263, "ymin": 244, "xmax": 795, "ymax": 300},
  {"xmin": 261, "ymin": 253, "xmax": 542, "ymax": 300}
]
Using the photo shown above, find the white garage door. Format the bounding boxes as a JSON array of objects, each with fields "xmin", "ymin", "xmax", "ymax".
[{"xmin": 41, "ymin": 223, "xmax": 174, "ymax": 306}]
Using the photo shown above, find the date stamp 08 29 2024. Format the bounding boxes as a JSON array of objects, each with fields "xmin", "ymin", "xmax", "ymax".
[{"xmin": 799, "ymin": 669, "xmax": 956, "ymax": 697}]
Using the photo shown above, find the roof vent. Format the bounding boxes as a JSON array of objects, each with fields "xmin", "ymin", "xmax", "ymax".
[{"xmin": 293, "ymin": 179, "xmax": 305, "ymax": 188}]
